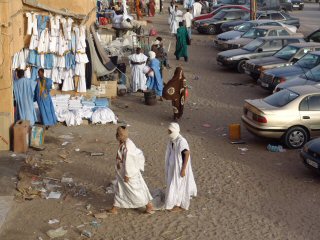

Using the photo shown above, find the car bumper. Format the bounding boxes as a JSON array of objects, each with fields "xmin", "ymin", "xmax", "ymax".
[
  {"xmin": 257, "ymin": 79, "xmax": 276, "ymax": 92},
  {"xmin": 241, "ymin": 116, "xmax": 286, "ymax": 139},
  {"xmin": 244, "ymin": 69, "xmax": 260, "ymax": 80},
  {"xmin": 216, "ymin": 58, "xmax": 237, "ymax": 68},
  {"xmin": 292, "ymin": 3, "xmax": 304, "ymax": 9},
  {"xmin": 301, "ymin": 151, "xmax": 320, "ymax": 172},
  {"xmin": 213, "ymin": 39, "xmax": 230, "ymax": 50}
]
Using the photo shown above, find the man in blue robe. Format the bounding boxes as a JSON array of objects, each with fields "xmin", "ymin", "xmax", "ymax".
[
  {"xmin": 146, "ymin": 51, "xmax": 163, "ymax": 100},
  {"xmin": 34, "ymin": 68, "xmax": 57, "ymax": 127},
  {"xmin": 13, "ymin": 69, "xmax": 37, "ymax": 125}
]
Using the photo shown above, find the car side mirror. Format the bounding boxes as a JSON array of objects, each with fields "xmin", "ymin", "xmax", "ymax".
[{"xmin": 257, "ymin": 48, "xmax": 263, "ymax": 53}]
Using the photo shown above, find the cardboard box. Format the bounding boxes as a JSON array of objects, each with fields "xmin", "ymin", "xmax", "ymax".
[
  {"xmin": 99, "ymin": 81, "xmax": 117, "ymax": 98},
  {"xmin": 30, "ymin": 125, "xmax": 45, "ymax": 148},
  {"xmin": 13, "ymin": 120, "xmax": 30, "ymax": 153},
  {"xmin": 0, "ymin": 112, "xmax": 10, "ymax": 151}
]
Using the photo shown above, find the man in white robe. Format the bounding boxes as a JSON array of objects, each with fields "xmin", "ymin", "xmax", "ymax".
[
  {"xmin": 170, "ymin": 6, "xmax": 183, "ymax": 35},
  {"xmin": 128, "ymin": 48, "xmax": 148, "ymax": 92},
  {"xmin": 165, "ymin": 123, "xmax": 197, "ymax": 211},
  {"xmin": 168, "ymin": 1, "xmax": 175, "ymax": 25},
  {"xmin": 108, "ymin": 126, "xmax": 154, "ymax": 214},
  {"xmin": 192, "ymin": 0, "xmax": 202, "ymax": 17}
]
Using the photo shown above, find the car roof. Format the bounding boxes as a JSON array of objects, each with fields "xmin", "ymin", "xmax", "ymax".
[
  {"xmin": 220, "ymin": 9, "xmax": 248, "ymax": 12},
  {"xmin": 288, "ymin": 85, "xmax": 320, "ymax": 95},
  {"xmin": 252, "ymin": 25, "xmax": 287, "ymax": 30},
  {"xmin": 288, "ymin": 42, "xmax": 320, "ymax": 48},
  {"xmin": 258, "ymin": 36, "xmax": 304, "ymax": 40},
  {"xmin": 256, "ymin": 10, "xmax": 284, "ymax": 14},
  {"xmin": 249, "ymin": 19, "xmax": 276, "ymax": 24},
  {"xmin": 309, "ymin": 51, "xmax": 320, "ymax": 56}
]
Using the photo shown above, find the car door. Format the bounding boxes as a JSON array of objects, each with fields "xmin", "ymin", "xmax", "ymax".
[
  {"xmin": 299, "ymin": 95, "xmax": 320, "ymax": 137},
  {"xmin": 252, "ymin": 39, "xmax": 283, "ymax": 58},
  {"xmin": 267, "ymin": 29, "xmax": 278, "ymax": 37}
]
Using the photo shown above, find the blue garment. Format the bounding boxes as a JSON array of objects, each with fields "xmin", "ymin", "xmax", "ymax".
[
  {"xmin": 65, "ymin": 52, "xmax": 76, "ymax": 70},
  {"xmin": 13, "ymin": 77, "xmax": 37, "ymax": 125},
  {"xmin": 44, "ymin": 53, "xmax": 54, "ymax": 69},
  {"xmin": 31, "ymin": 67, "xmax": 39, "ymax": 81},
  {"xmin": 28, "ymin": 50, "xmax": 41, "ymax": 67},
  {"xmin": 37, "ymin": 15, "xmax": 49, "ymax": 35},
  {"xmin": 34, "ymin": 78, "xmax": 57, "ymax": 126},
  {"xmin": 147, "ymin": 58, "xmax": 163, "ymax": 96}
]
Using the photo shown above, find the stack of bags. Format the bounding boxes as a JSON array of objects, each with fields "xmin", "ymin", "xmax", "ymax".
[
  {"xmin": 81, "ymin": 96, "xmax": 96, "ymax": 119},
  {"xmin": 52, "ymin": 94, "xmax": 70, "ymax": 110}
]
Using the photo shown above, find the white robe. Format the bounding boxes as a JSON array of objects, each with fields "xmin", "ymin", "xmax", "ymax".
[
  {"xmin": 192, "ymin": 2, "xmax": 202, "ymax": 18},
  {"xmin": 114, "ymin": 139, "xmax": 153, "ymax": 208},
  {"xmin": 128, "ymin": 53, "xmax": 148, "ymax": 92},
  {"xmin": 170, "ymin": 10, "xmax": 183, "ymax": 34},
  {"xmin": 168, "ymin": 5, "xmax": 175, "ymax": 25},
  {"xmin": 165, "ymin": 135, "xmax": 197, "ymax": 210}
]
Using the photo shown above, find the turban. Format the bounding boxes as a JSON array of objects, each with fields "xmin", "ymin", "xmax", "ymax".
[
  {"xmin": 149, "ymin": 51, "xmax": 156, "ymax": 60},
  {"xmin": 152, "ymin": 40, "xmax": 160, "ymax": 45},
  {"xmin": 168, "ymin": 122, "xmax": 180, "ymax": 140}
]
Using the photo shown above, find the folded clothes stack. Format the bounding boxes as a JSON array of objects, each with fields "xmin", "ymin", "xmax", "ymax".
[
  {"xmin": 95, "ymin": 98, "xmax": 109, "ymax": 108},
  {"xmin": 69, "ymin": 96, "xmax": 83, "ymax": 111},
  {"xmin": 52, "ymin": 94, "xmax": 70, "ymax": 111},
  {"xmin": 82, "ymin": 96, "xmax": 96, "ymax": 109}
]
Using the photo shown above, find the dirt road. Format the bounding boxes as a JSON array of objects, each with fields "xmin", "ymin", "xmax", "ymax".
[{"xmin": 1, "ymin": 5, "xmax": 320, "ymax": 240}]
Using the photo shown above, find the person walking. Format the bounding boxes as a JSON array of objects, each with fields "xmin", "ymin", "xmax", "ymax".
[
  {"xmin": 108, "ymin": 126, "xmax": 154, "ymax": 214},
  {"xmin": 146, "ymin": 51, "xmax": 163, "ymax": 100},
  {"xmin": 183, "ymin": 8, "xmax": 193, "ymax": 39},
  {"xmin": 174, "ymin": 22, "xmax": 189, "ymax": 62},
  {"xmin": 170, "ymin": 5, "xmax": 183, "ymax": 34},
  {"xmin": 192, "ymin": 0, "xmax": 202, "ymax": 17},
  {"xmin": 128, "ymin": 47, "xmax": 148, "ymax": 93},
  {"xmin": 149, "ymin": 0, "xmax": 156, "ymax": 16},
  {"xmin": 162, "ymin": 67, "xmax": 187, "ymax": 121},
  {"xmin": 164, "ymin": 122, "xmax": 197, "ymax": 212},
  {"xmin": 34, "ymin": 68, "xmax": 57, "ymax": 127}
]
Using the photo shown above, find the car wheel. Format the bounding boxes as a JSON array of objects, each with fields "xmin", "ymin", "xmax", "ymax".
[
  {"xmin": 283, "ymin": 126, "xmax": 309, "ymax": 149},
  {"xmin": 237, "ymin": 59, "xmax": 247, "ymax": 73},
  {"xmin": 299, "ymin": 6, "xmax": 304, "ymax": 10},
  {"xmin": 207, "ymin": 25, "xmax": 217, "ymax": 35}
]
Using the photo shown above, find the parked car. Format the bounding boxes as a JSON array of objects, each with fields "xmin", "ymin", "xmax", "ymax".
[
  {"xmin": 194, "ymin": 9, "xmax": 249, "ymax": 34},
  {"xmin": 215, "ymin": 20, "xmax": 297, "ymax": 50},
  {"xmin": 278, "ymin": 0, "xmax": 293, "ymax": 12},
  {"xmin": 259, "ymin": 51, "xmax": 320, "ymax": 92},
  {"xmin": 193, "ymin": 5, "xmax": 249, "ymax": 22},
  {"xmin": 244, "ymin": 42, "xmax": 320, "ymax": 80},
  {"xmin": 292, "ymin": 0, "xmax": 304, "ymax": 10},
  {"xmin": 301, "ymin": 138, "xmax": 320, "ymax": 172},
  {"xmin": 216, "ymin": 36, "xmax": 305, "ymax": 72},
  {"xmin": 305, "ymin": 28, "xmax": 320, "ymax": 43},
  {"xmin": 222, "ymin": 26, "xmax": 297, "ymax": 50},
  {"xmin": 220, "ymin": 10, "xmax": 300, "ymax": 32},
  {"xmin": 242, "ymin": 85, "xmax": 320, "ymax": 148},
  {"xmin": 274, "ymin": 64, "xmax": 320, "ymax": 92}
]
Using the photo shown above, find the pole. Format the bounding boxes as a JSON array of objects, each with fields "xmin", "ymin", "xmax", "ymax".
[{"xmin": 250, "ymin": 0, "xmax": 256, "ymax": 20}]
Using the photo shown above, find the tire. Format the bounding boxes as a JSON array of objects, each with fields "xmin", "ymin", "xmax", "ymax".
[
  {"xmin": 207, "ymin": 25, "xmax": 217, "ymax": 35},
  {"xmin": 299, "ymin": 6, "xmax": 304, "ymax": 10},
  {"xmin": 237, "ymin": 59, "xmax": 247, "ymax": 73},
  {"xmin": 282, "ymin": 126, "xmax": 309, "ymax": 149}
]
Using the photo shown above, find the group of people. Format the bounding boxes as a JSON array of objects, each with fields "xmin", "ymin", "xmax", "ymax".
[
  {"xmin": 14, "ymin": 68, "xmax": 57, "ymax": 128},
  {"xmin": 107, "ymin": 122, "xmax": 197, "ymax": 214},
  {"xmin": 135, "ymin": 0, "xmax": 162, "ymax": 20}
]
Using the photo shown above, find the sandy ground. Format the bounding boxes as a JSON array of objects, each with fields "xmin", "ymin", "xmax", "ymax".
[{"xmin": 1, "ymin": 4, "xmax": 320, "ymax": 240}]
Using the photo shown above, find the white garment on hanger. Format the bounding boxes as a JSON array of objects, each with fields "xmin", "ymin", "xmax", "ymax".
[
  {"xmin": 24, "ymin": 67, "xmax": 31, "ymax": 78},
  {"xmin": 26, "ymin": 12, "xmax": 38, "ymax": 36},
  {"xmin": 58, "ymin": 30, "xmax": 68, "ymax": 56},
  {"xmin": 29, "ymin": 34, "xmax": 39, "ymax": 50},
  {"xmin": 44, "ymin": 69, "xmax": 52, "ymax": 78},
  {"xmin": 62, "ymin": 69, "xmax": 75, "ymax": 91},
  {"xmin": 49, "ymin": 36, "xmax": 58, "ymax": 53},
  {"xmin": 77, "ymin": 75, "xmax": 86, "ymax": 93},
  {"xmin": 75, "ymin": 62, "xmax": 86, "ymax": 76},
  {"xmin": 61, "ymin": 17, "xmax": 74, "ymax": 40},
  {"xmin": 57, "ymin": 56, "xmax": 66, "ymax": 68},
  {"xmin": 38, "ymin": 28, "xmax": 49, "ymax": 54},
  {"xmin": 50, "ymin": 15, "xmax": 61, "ymax": 37},
  {"xmin": 51, "ymin": 68, "xmax": 61, "ymax": 84}
]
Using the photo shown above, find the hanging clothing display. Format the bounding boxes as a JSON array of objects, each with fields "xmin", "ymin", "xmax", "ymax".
[
  {"xmin": 26, "ymin": 12, "xmax": 39, "ymax": 36},
  {"xmin": 50, "ymin": 15, "xmax": 61, "ymax": 37},
  {"xmin": 37, "ymin": 15, "xmax": 50, "ymax": 35},
  {"xmin": 61, "ymin": 17, "xmax": 74, "ymax": 41}
]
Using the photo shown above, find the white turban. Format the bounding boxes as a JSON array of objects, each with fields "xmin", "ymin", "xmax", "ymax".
[
  {"xmin": 153, "ymin": 40, "xmax": 160, "ymax": 45},
  {"xmin": 149, "ymin": 51, "xmax": 156, "ymax": 60},
  {"xmin": 168, "ymin": 122, "xmax": 180, "ymax": 140}
]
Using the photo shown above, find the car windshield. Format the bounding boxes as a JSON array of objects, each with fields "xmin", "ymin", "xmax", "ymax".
[
  {"xmin": 213, "ymin": 11, "xmax": 228, "ymax": 20},
  {"xmin": 235, "ymin": 22, "xmax": 254, "ymax": 32},
  {"xmin": 264, "ymin": 89, "xmax": 299, "ymax": 107},
  {"xmin": 242, "ymin": 28, "xmax": 268, "ymax": 38},
  {"xmin": 304, "ymin": 65, "xmax": 320, "ymax": 81},
  {"xmin": 242, "ymin": 38, "xmax": 264, "ymax": 51},
  {"xmin": 274, "ymin": 45, "xmax": 299, "ymax": 60},
  {"xmin": 295, "ymin": 53, "xmax": 320, "ymax": 69}
]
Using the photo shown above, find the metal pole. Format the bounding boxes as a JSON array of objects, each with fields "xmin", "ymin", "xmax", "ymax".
[{"xmin": 250, "ymin": 0, "xmax": 256, "ymax": 20}]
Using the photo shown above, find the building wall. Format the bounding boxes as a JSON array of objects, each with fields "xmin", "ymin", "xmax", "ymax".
[{"xmin": 0, "ymin": 0, "xmax": 96, "ymax": 150}]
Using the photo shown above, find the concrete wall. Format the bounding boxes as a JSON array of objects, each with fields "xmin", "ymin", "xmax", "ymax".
[{"xmin": 0, "ymin": 0, "xmax": 96, "ymax": 150}]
